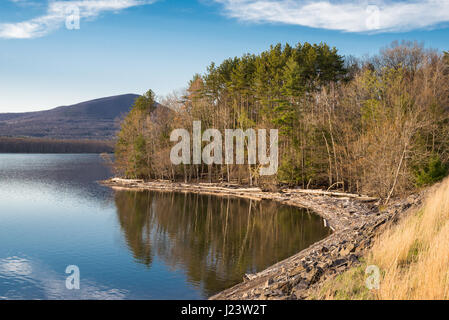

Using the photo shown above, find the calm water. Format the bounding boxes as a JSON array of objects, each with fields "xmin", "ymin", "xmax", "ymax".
[{"xmin": 0, "ymin": 154, "xmax": 331, "ymax": 299}]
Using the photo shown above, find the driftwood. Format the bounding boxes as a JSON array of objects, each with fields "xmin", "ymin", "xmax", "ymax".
[
  {"xmin": 111, "ymin": 178, "xmax": 144, "ymax": 184},
  {"xmin": 108, "ymin": 178, "xmax": 377, "ymax": 202},
  {"xmin": 282, "ymin": 189, "xmax": 378, "ymax": 202}
]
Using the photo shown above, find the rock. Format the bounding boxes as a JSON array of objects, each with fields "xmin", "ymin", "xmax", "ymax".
[
  {"xmin": 289, "ymin": 264, "xmax": 305, "ymax": 276},
  {"xmin": 293, "ymin": 280, "xmax": 309, "ymax": 291},
  {"xmin": 243, "ymin": 273, "xmax": 257, "ymax": 281},
  {"xmin": 272, "ymin": 281, "xmax": 291, "ymax": 293},
  {"xmin": 348, "ymin": 254, "xmax": 359, "ymax": 265},
  {"xmin": 263, "ymin": 278, "xmax": 274, "ymax": 288},
  {"xmin": 332, "ymin": 258, "xmax": 347, "ymax": 268},
  {"xmin": 316, "ymin": 261, "xmax": 328, "ymax": 269},
  {"xmin": 339, "ymin": 243, "xmax": 356, "ymax": 256},
  {"xmin": 304, "ymin": 267, "xmax": 323, "ymax": 285}
]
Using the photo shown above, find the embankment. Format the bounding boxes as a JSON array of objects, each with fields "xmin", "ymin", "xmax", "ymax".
[{"xmin": 314, "ymin": 179, "xmax": 448, "ymax": 300}]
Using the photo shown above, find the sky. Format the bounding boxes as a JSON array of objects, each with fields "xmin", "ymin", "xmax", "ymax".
[{"xmin": 1, "ymin": 0, "xmax": 449, "ymax": 112}]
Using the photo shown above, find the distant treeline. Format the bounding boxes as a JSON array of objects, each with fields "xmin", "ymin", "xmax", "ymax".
[{"xmin": 0, "ymin": 137, "xmax": 114, "ymax": 153}]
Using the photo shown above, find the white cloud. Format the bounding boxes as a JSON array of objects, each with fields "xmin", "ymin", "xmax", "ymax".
[
  {"xmin": 214, "ymin": 0, "xmax": 449, "ymax": 33},
  {"xmin": 0, "ymin": 0, "xmax": 155, "ymax": 39}
]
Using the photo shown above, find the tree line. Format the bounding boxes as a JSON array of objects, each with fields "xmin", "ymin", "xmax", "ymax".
[
  {"xmin": 0, "ymin": 137, "xmax": 113, "ymax": 153},
  {"xmin": 115, "ymin": 41, "xmax": 449, "ymax": 198}
]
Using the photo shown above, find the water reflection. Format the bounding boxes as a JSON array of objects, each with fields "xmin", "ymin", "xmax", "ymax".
[
  {"xmin": 115, "ymin": 190, "xmax": 331, "ymax": 296},
  {"xmin": 0, "ymin": 256, "xmax": 128, "ymax": 300},
  {"xmin": 0, "ymin": 154, "xmax": 331, "ymax": 299}
]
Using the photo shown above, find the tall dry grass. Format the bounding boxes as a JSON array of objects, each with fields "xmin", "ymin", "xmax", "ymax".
[{"xmin": 370, "ymin": 177, "xmax": 449, "ymax": 299}]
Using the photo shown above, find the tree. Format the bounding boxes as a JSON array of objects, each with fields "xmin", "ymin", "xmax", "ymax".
[
  {"xmin": 113, "ymin": 42, "xmax": 449, "ymax": 198},
  {"xmin": 115, "ymin": 90, "xmax": 156, "ymax": 178}
]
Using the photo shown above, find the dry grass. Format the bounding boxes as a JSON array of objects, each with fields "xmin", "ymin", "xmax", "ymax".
[
  {"xmin": 370, "ymin": 177, "xmax": 449, "ymax": 299},
  {"xmin": 316, "ymin": 177, "xmax": 449, "ymax": 300}
]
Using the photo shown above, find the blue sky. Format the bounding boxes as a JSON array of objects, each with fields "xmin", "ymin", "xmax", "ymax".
[{"xmin": 1, "ymin": 0, "xmax": 449, "ymax": 112}]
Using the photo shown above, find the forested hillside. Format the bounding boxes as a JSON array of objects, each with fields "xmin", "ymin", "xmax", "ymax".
[
  {"xmin": 0, "ymin": 94, "xmax": 139, "ymax": 140},
  {"xmin": 115, "ymin": 42, "xmax": 449, "ymax": 198}
]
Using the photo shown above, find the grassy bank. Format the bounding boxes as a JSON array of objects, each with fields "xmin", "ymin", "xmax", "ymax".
[{"xmin": 316, "ymin": 178, "xmax": 449, "ymax": 299}]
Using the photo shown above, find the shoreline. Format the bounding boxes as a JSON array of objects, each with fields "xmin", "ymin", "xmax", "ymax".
[{"xmin": 101, "ymin": 178, "xmax": 421, "ymax": 300}]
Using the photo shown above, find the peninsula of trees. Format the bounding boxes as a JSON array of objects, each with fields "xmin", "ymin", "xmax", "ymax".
[{"xmin": 115, "ymin": 41, "xmax": 449, "ymax": 199}]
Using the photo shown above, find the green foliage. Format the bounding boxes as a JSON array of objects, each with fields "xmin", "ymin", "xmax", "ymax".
[
  {"xmin": 403, "ymin": 240, "xmax": 422, "ymax": 266},
  {"xmin": 313, "ymin": 262, "xmax": 376, "ymax": 300},
  {"xmin": 414, "ymin": 155, "xmax": 448, "ymax": 187},
  {"xmin": 114, "ymin": 41, "xmax": 449, "ymax": 196},
  {"xmin": 134, "ymin": 89, "xmax": 156, "ymax": 112},
  {"xmin": 131, "ymin": 134, "xmax": 148, "ymax": 178},
  {"xmin": 115, "ymin": 91, "xmax": 154, "ymax": 179},
  {"xmin": 277, "ymin": 158, "xmax": 302, "ymax": 184}
]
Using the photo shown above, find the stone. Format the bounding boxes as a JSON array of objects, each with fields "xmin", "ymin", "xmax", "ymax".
[
  {"xmin": 293, "ymin": 280, "xmax": 309, "ymax": 291},
  {"xmin": 332, "ymin": 258, "xmax": 347, "ymax": 268},
  {"xmin": 263, "ymin": 278, "xmax": 274, "ymax": 288},
  {"xmin": 243, "ymin": 273, "xmax": 257, "ymax": 281},
  {"xmin": 304, "ymin": 267, "xmax": 323, "ymax": 285},
  {"xmin": 289, "ymin": 265, "xmax": 305, "ymax": 276},
  {"xmin": 339, "ymin": 243, "xmax": 356, "ymax": 256},
  {"xmin": 321, "ymin": 246, "xmax": 329, "ymax": 253},
  {"xmin": 348, "ymin": 254, "xmax": 359, "ymax": 264}
]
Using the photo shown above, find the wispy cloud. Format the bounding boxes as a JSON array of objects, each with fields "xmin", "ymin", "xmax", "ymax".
[
  {"xmin": 0, "ymin": 0, "xmax": 155, "ymax": 39},
  {"xmin": 214, "ymin": 0, "xmax": 449, "ymax": 33}
]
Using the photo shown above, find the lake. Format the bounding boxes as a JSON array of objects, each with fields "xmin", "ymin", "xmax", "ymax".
[{"xmin": 0, "ymin": 154, "xmax": 331, "ymax": 299}]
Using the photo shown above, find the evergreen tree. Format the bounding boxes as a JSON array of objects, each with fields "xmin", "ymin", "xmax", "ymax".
[{"xmin": 113, "ymin": 42, "xmax": 449, "ymax": 197}]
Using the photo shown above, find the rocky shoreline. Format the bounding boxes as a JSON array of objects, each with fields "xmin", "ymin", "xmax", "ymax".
[{"xmin": 101, "ymin": 178, "xmax": 423, "ymax": 300}]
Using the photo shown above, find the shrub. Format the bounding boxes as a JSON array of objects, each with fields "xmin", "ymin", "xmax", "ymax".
[{"xmin": 414, "ymin": 155, "xmax": 448, "ymax": 187}]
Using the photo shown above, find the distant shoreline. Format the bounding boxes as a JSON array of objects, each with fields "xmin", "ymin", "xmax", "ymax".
[{"xmin": 0, "ymin": 136, "xmax": 114, "ymax": 153}]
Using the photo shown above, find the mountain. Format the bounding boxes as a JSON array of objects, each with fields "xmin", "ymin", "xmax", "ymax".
[{"xmin": 0, "ymin": 94, "xmax": 140, "ymax": 140}]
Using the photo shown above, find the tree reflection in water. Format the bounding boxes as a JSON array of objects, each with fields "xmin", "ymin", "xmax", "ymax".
[{"xmin": 114, "ymin": 190, "xmax": 331, "ymax": 296}]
